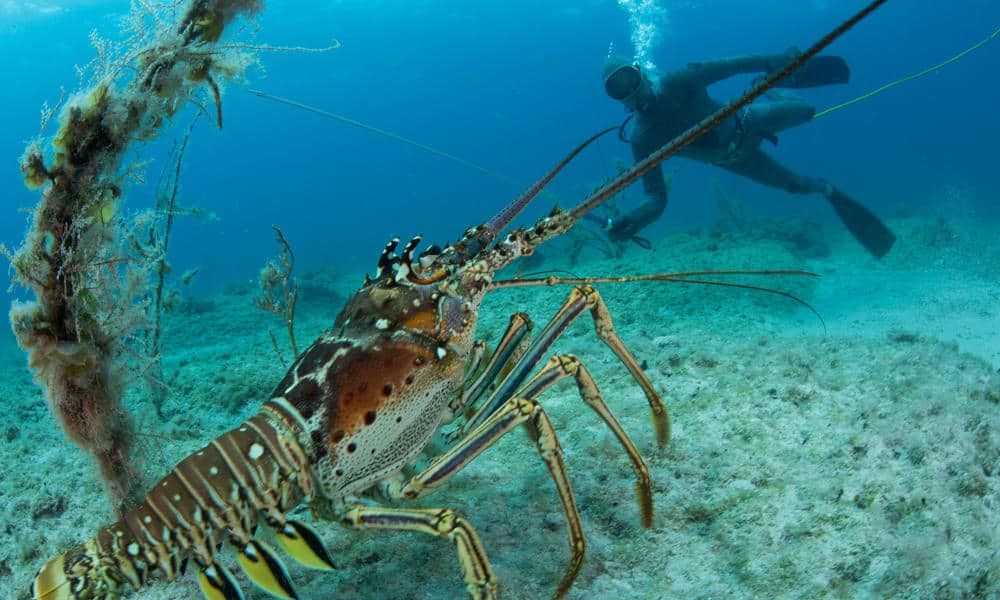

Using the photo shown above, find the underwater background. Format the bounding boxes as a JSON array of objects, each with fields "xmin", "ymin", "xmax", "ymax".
[{"xmin": 1, "ymin": 1, "xmax": 999, "ymax": 598}]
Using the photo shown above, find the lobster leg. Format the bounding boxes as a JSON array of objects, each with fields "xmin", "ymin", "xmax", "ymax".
[
  {"xmin": 453, "ymin": 352, "xmax": 655, "ymax": 527},
  {"xmin": 513, "ymin": 354, "xmax": 654, "ymax": 527},
  {"xmin": 342, "ymin": 506, "xmax": 498, "ymax": 600},
  {"xmin": 388, "ymin": 391, "xmax": 583, "ymax": 599},
  {"xmin": 465, "ymin": 286, "xmax": 669, "ymax": 446},
  {"xmin": 451, "ymin": 312, "xmax": 534, "ymax": 421},
  {"xmin": 454, "ymin": 339, "xmax": 488, "ymax": 413}
]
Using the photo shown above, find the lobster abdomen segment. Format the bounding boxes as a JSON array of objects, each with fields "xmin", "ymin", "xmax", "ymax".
[{"xmin": 31, "ymin": 399, "xmax": 333, "ymax": 600}]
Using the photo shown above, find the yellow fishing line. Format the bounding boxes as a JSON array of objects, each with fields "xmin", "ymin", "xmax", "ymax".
[
  {"xmin": 814, "ymin": 25, "xmax": 1000, "ymax": 119},
  {"xmin": 248, "ymin": 89, "xmax": 527, "ymax": 191}
]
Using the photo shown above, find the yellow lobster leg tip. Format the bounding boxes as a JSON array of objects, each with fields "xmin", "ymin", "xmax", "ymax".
[
  {"xmin": 237, "ymin": 540, "xmax": 299, "ymax": 600},
  {"xmin": 276, "ymin": 519, "xmax": 337, "ymax": 571},
  {"xmin": 31, "ymin": 555, "xmax": 71, "ymax": 600},
  {"xmin": 198, "ymin": 563, "xmax": 245, "ymax": 600}
]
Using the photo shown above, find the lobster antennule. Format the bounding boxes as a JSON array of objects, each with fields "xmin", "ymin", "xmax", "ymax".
[{"xmin": 482, "ymin": 126, "xmax": 617, "ymax": 241}]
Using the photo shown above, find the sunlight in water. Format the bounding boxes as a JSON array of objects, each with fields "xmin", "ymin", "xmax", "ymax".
[
  {"xmin": 616, "ymin": 0, "xmax": 669, "ymax": 70},
  {"xmin": 0, "ymin": 1, "xmax": 64, "ymax": 17}
]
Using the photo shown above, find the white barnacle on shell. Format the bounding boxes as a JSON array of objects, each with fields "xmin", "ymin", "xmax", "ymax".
[
  {"xmin": 436, "ymin": 347, "xmax": 447, "ymax": 360},
  {"xmin": 248, "ymin": 443, "xmax": 264, "ymax": 460},
  {"xmin": 375, "ymin": 318, "xmax": 390, "ymax": 330}
]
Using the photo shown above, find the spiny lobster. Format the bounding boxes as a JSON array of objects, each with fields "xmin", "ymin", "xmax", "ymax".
[{"xmin": 30, "ymin": 3, "xmax": 884, "ymax": 598}]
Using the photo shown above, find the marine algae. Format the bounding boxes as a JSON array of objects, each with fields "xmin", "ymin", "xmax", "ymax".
[{"xmin": 3, "ymin": 0, "xmax": 264, "ymax": 517}]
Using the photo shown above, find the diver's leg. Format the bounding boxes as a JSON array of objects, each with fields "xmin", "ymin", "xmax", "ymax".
[
  {"xmin": 724, "ymin": 149, "xmax": 827, "ymax": 195},
  {"xmin": 748, "ymin": 99, "xmax": 815, "ymax": 134},
  {"xmin": 725, "ymin": 150, "xmax": 896, "ymax": 258}
]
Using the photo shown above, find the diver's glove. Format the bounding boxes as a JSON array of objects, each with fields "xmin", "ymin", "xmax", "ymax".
[
  {"xmin": 607, "ymin": 214, "xmax": 642, "ymax": 243},
  {"xmin": 581, "ymin": 211, "xmax": 615, "ymax": 231},
  {"xmin": 607, "ymin": 217, "xmax": 653, "ymax": 249}
]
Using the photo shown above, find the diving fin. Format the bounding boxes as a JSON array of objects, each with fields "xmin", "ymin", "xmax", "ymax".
[
  {"xmin": 778, "ymin": 55, "xmax": 850, "ymax": 88},
  {"xmin": 825, "ymin": 188, "xmax": 896, "ymax": 259}
]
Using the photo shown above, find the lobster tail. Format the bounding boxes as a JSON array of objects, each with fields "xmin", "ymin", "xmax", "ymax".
[
  {"xmin": 31, "ymin": 521, "xmax": 152, "ymax": 600},
  {"xmin": 31, "ymin": 398, "xmax": 336, "ymax": 600}
]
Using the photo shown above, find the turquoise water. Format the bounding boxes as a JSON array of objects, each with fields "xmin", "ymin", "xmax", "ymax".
[{"xmin": 1, "ymin": 2, "xmax": 998, "ymax": 599}]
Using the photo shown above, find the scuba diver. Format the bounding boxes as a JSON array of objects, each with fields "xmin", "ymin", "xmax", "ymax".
[{"xmin": 598, "ymin": 49, "xmax": 896, "ymax": 258}]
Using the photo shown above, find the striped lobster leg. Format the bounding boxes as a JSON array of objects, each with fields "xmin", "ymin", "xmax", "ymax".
[
  {"xmin": 450, "ymin": 312, "xmax": 534, "ymax": 419},
  {"xmin": 462, "ymin": 286, "xmax": 670, "ymax": 446},
  {"xmin": 342, "ymin": 506, "xmax": 498, "ymax": 600},
  {"xmin": 31, "ymin": 399, "xmax": 335, "ymax": 600}
]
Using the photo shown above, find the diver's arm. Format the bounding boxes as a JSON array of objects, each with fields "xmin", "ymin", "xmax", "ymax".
[
  {"xmin": 638, "ymin": 165, "xmax": 669, "ymax": 216},
  {"xmin": 607, "ymin": 179, "xmax": 668, "ymax": 242},
  {"xmin": 607, "ymin": 140, "xmax": 670, "ymax": 242},
  {"xmin": 675, "ymin": 52, "xmax": 789, "ymax": 88},
  {"xmin": 634, "ymin": 134, "xmax": 670, "ymax": 216}
]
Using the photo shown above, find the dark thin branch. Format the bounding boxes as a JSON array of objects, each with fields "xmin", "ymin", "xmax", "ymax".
[
  {"xmin": 254, "ymin": 225, "xmax": 299, "ymax": 361},
  {"xmin": 151, "ymin": 114, "xmax": 198, "ymax": 360}
]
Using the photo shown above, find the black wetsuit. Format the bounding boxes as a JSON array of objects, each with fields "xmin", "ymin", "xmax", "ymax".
[{"xmin": 610, "ymin": 53, "xmax": 828, "ymax": 242}]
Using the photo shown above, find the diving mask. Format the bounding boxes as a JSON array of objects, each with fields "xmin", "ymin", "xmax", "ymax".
[{"xmin": 604, "ymin": 64, "xmax": 643, "ymax": 101}]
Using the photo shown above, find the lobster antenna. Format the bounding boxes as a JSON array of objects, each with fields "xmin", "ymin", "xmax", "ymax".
[{"xmin": 567, "ymin": 0, "xmax": 888, "ymax": 225}]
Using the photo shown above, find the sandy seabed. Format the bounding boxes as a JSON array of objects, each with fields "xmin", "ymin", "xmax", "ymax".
[{"xmin": 1, "ymin": 214, "xmax": 997, "ymax": 600}]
